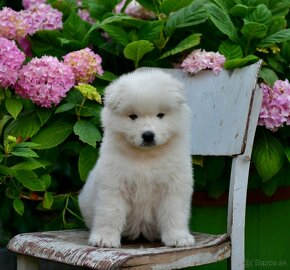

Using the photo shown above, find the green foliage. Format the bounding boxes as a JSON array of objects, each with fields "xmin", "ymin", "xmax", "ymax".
[
  {"xmin": 252, "ymin": 131, "xmax": 284, "ymax": 182},
  {"xmin": 2, "ymin": 0, "xmax": 290, "ymax": 246}
]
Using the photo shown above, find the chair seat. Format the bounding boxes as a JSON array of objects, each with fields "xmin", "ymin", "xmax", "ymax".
[{"xmin": 7, "ymin": 230, "xmax": 230, "ymax": 269}]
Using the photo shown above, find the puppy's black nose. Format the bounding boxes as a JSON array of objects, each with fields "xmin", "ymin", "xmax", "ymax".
[{"xmin": 142, "ymin": 131, "xmax": 155, "ymax": 143}]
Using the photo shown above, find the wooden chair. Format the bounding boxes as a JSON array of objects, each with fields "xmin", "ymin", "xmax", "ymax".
[{"xmin": 7, "ymin": 61, "xmax": 263, "ymax": 270}]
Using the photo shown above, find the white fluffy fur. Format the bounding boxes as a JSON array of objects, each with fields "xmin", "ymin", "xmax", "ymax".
[{"xmin": 78, "ymin": 69, "xmax": 195, "ymax": 248}]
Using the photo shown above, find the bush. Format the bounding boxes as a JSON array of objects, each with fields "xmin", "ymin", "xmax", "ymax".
[{"xmin": 1, "ymin": 0, "xmax": 290, "ymax": 245}]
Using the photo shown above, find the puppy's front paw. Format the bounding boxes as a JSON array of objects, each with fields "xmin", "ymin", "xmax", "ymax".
[
  {"xmin": 89, "ymin": 232, "xmax": 121, "ymax": 248},
  {"xmin": 162, "ymin": 232, "xmax": 195, "ymax": 247}
]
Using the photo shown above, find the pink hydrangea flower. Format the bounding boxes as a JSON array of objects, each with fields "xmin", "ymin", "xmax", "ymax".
[
  {"xmin": 259, "ymin": 80, "xmax": 290, "ymax": 131},
  {"xmin": 0, "ymin": 7, "xmax": 29, "ymax": 40},
  {"xmin": 181, "ymin": 49, "xmax": 226, "ymax": 75},
  {"xmin": 78, "ymin": 9, "xmax": 95, "ymax": 24},
  {"xmin": 23, "ymin": 4, "xmax": 63, "ymax": 35},
  {"xmin": 22, "ymin": 0, "xmax": 46, "ymax": 9},
  {"xmin": 115, "ymin": 0, "xmax": 155, "ymax": 19},
  {"xmin": 0, "ymin": 37, "xmax": 25, "ymax": 88},
  {"xmin": 15, "ymin": 56, "xmax": 75, "ymax": 108},
  {"xmin": 63, "ymin": 48, "xmax": 104, "ymax": 84}
]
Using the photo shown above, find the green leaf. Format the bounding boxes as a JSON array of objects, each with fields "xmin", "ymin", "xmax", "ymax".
[
  {"xmin": 165, "ymin": 0, "xmax": 207, "ymax": 36},
  {"xmin": 258, "ymin": 29, "xmax": 290, "ymax": 48},
  {"xmin": 252, "ymin": 132, "xmax": 284, "ymax": 182},
  {"xmin": 135, "ymin": 0, "xmax": 156, "ymax": 12},
  {"xmin": 32, "ymin": 120, "xmax": 73, "ymax": 149},
  {"xmin": 262, "ymin": 179, "xmax": 278, "ymax": 196},
  {"xmin": 16, "ymin": 142, "xmax": 40, "ymax": 148},
  {"xmin": 101, "ymin": 14, "xmax": 146, "ymax": 28},
  {"xmin": 36, "ymin": 108, "xmax": 52, "ymax": 127},
  {"xmin": 40, "ymin": 174, "xmax": 51, "ymax": 189},
  {"xmin": 65, "ymin": 89, "xmax": 84, "ymax": 106},
  {"xmin": 139, "ymin": 21, "xmax": 164, "ymax": 43},
  {"xmin": 5, "ymin": 97, "xmax": 23, "ymax": 119},
  {"xmin": 124, "ymin": 40, "xmax": 154, "ymax": 68},
  {"xmin": 159, "ymin": 33, "xmax": 201, "ymax": 59},
  {"xmin": 31, "ymin": 30, "xmax": 67, "ymax": 58},
  {"xmin": 285, "ymin": 147, "xmax": 290, "ymax": 163},
  {"xmin": 73, "ymin": 120, "xmax": 101, "ymax": 147},
  {"xmin": 0, "ymin": 115, "xmax": 12, "ymax": 136},
  {"xmin": 55, "ymin": 103, "xmax": 76, "ymax": 114},
  {"xmin": 78, "ymin": 145, "xmax": 99, "ymax": 181},
  {"xmin": 159, "ymin": 0, "xmax": 193, "ymax": 15},
  {"xmin": 0, "ymin": 164, "xmax": 12, "ymax": 176},
  {"xmin": 206, "ymin": 3, "xmax": 239, "ymax": 43},
  {"xmin": 224, "ymin": 55, "xmax": 259, "ymax": 69},
  {"xmin": 268, "ymin": 16, "xmax": 287, "ymax": 35},
  {"xmin": 11, "ymin": 147, "xmax": 39, "ymax": 158},
  {"xmin": 10, "ymin": 159, "xmax": 51, "ymax": 171},
  {"xmin": 15, "ymin": 170, "xmax": 45, "ymax": 191},
  {"xmin": 269, "ymin": 1, "xmax": 290, "ymax": 17},
  {"xmin": 62, "ymin": 11, "xmax": 91, "ymax": 45},
  {"xmin": 43, "ymin": 192, "xmax": 54, "ymax": 210},
  {"xmin": 230, "ymin": 4, "xmax": 250, "ymax": 17},
  {"xmin": 259, "ymin": 67, "xmax": 278, "ymax": 86},
  {"xmin": 267, "ymin": 57, "xmax": 284, "ymax": 73},
  {"xmin": 246, "ymin": 4, "xmax": 272, "ymax": 26},
  {"xmin": 13, "ymin": 198, "xmax": 24, "ymax": 216},
  {"xmin": 96, "ymin": 71, "xmax": 118, "ymax": 81},
  {"xmin": 4, "ymin": 112, "xmax": 41, "ymax": 139},
  {"xmin": 281, "ymin": 41, "xmax": 290, "ymax": 62},
  {"xmin": 241, "ymin": 22, "xmax": 268, "ymax": 39},
  {"xmin": 218, "ymin": 41, "xmax": 243, "ymax": 59},
  {"xmin": 100, "ymin": 24, "xmax": 129, "ymax": 46}
]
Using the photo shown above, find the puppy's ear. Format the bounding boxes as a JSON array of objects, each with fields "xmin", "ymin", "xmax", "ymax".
[
  {"xmin": 103, "ymin": 80, "xmax": 125, "ymax": 110},
  {"xmin": 168, "ymin": 79, "xmax": 186, "ymax": 105}
]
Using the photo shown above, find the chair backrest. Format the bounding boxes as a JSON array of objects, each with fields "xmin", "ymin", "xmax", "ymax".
[{"xmin": 163, "ymin": 61, "xmax": 262, "ymax": 156}]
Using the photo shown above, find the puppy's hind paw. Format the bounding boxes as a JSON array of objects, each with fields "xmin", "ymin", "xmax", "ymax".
[
  {"xmin": 88, "ymin": 233, "xmax": 121, "ymax": 248},
  {"xmin": 163, "ymin": 232, "xmax": 195, "ymax": 247}
]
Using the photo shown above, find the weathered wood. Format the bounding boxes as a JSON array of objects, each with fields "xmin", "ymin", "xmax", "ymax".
[
  {"xmin": 163, "ymin": 61, "xmax": 262, "ymax": 156},
  {"xmin": 17, "ymin": 255, "xmax": 38, "ymax": 270},
  {"xmin": 7, "ymin": 230, "xmax": 230, "ymax": 270},
  {"xmin": 227, "ymin": 85, "xmax": 263, "ymax": 270}
]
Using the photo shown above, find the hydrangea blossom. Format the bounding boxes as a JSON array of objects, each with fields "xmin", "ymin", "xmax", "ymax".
[
  {"xmin": 258, "ymin": 80, "xmax": 290, "ymax": 131},
  {"xmin": 115, "ymin": 0, "xmax": 155, "ymax": 19},
  {"xmin": 78, "ymin": 9, "xmax": 95, "ymax": 24},
  {"xmin": 23, "ymin": 4, "xmax": 63, "ymax": 35},
  {"xmin": 0, "ymin": 37, "xmax": 25, "ymax": 88},
  {"xmin": 22, "ymin": 0, "xmax": 46, "ymax": 9},
  {"xmin": 75, "ymin": 83, "xmax": 102, "ymax": 103},
  {"xmin": 0, "ymin": 7, "xmax": 29, "ymax": 40},
  {"xmin": 63, "ymin": 48, "xmax": 104, "ymax": 84},
  {"xmin": 15, "ymin": 56, "xmax": 75, "ymax": 108},
  {"xmin": 181, "ymin": 49, "xmax": 226, "ymax": 75}
]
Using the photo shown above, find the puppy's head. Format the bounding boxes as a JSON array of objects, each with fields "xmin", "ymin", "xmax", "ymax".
[{"xmin": 102, "ymin": 69, "xmax": 189, "ymax": 149}]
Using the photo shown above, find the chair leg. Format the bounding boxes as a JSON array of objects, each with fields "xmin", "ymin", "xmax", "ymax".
[
  {"xmin": 17, "ymin": 255, "xmax": 38, "ymax": 270},
  {"xmin": 227, "ymin": 156, "xmax": 250, "ymax": 270}
]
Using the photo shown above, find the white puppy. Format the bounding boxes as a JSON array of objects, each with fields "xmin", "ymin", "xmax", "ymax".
[{"xmin": 78, "ymin": 69, "xmax": 195, "ymax": 248}]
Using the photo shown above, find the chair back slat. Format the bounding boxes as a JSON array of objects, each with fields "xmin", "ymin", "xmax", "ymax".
[{"xmin": 163, "ymin": 61, "xmax": 262, "ymax": 156}]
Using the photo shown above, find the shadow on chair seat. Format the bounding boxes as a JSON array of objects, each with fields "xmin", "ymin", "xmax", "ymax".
[{"xmin": 7, "ymin": 229, "xmax": 230, "ymax": 269}]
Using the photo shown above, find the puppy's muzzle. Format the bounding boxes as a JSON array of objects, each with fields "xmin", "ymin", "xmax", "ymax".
[{"xmin": 141, "ymin": 131, "xmax": 155, "ymax": 146}]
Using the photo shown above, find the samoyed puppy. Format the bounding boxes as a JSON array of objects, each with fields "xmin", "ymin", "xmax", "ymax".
[{"xmin": 78, "ymin": 69, "xmax": 195, "ymax": 248}]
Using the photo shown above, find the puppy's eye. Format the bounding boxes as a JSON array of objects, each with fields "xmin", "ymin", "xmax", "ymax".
[
  {"xmin": 129, "ymin": 114, "xmax": 138, "ymax": 120},
  {"xmin": 157, "ymin": 113, "xmax": 165, "ymax": 119}
]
